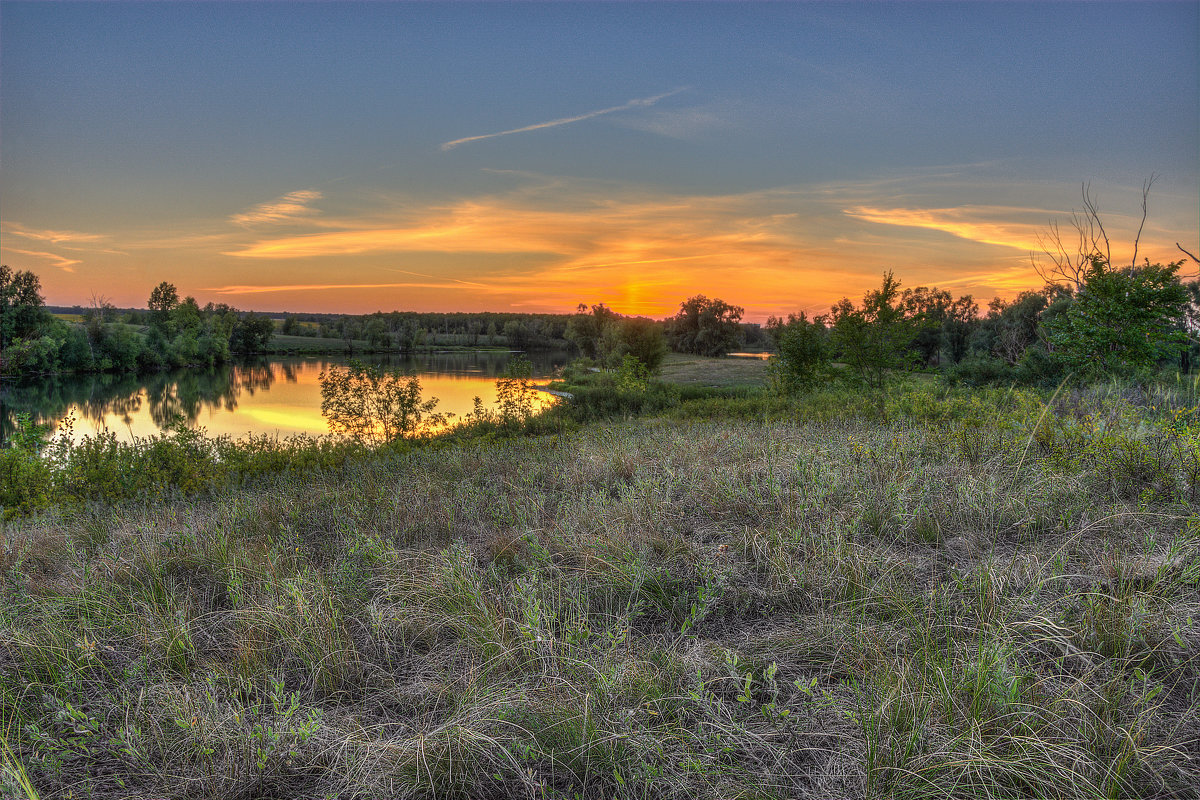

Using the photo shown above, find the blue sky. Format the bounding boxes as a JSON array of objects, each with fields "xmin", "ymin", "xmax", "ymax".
[{"xmin": 2, "ymin": 1, "xmax": 1197, "ymax": 319}]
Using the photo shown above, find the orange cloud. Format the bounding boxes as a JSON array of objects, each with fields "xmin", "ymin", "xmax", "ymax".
[
  {"xmin": 205, "ymin": 281, "xmax": 488, "ymax": 294},
  {"xmin": 844, "ymin": 205, "xmax": 1046, "ymax": 251},
  {"xmin": 230, "ymin": 189, "xmax": 324, "ymax": 226},
  {"xmin": 5, "ymin": 248, "xmax": 82, "ymax": 272},
  {"xmin": 2, "ymin": 222, "xmax": 108, "ymax": 245}
]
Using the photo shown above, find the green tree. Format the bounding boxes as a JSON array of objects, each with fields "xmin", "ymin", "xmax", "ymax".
[
  {"xmin": 1047, "ymin": 256, "xmax": 1189, "ymax": 377},
  {"xmin": 230, "ymin": 312, "xmax": 275, "ymax": 354},
  {"xmin": 565, "ymin": 303, "xmax": 619, "ymax": 358},
  {"xmin": 147, "ymin": 281, "xmax": 179, "ymax": 336},
  {"xmin": 612, "ymin": 316, "xmax": 668, "ymax": 372},
  {"xmin": 319, "ymin": 361, "xmax": 446, "ymax": 444},
  {"xmin": 1, "ymin": 266, "xmax": 52, "ymax": 350},
  {"xmin": 768, "ymin": 312, "xmax": 831, "ymax": 391},
  {"xmin": 942, "ymin": 294, "xmax": 979, "ymax": 365},
  {"xmin": 829, "ymin": 271, "xmax": 917, "ymax": 416},
  {"xmin": 495, "ymin": 355, "xmax": 539, "ymax": 425},
  {"xmin": 667, "ymin": 295, "xmax": 744, "ymax": 357},
  {"xmin": 363, "ymin": 317, "xmax": 390, "ymax": 349}
]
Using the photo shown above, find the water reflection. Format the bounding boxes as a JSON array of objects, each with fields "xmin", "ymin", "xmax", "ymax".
[{"xmin": 1, "ymin": 351, "xmax": 569, "ymax": 445}]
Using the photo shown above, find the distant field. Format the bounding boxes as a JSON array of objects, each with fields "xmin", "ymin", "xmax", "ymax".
[
  {"xmin": 265, "ymin": 334, "xmax": 370, "ymax": 352},
  {"xmin": 659, "ymin": 351, "xmax": 772, "ymax": 388},
  {"xmin": 50, "ymin": 313, "xmax": 84, "ymax": 323}
]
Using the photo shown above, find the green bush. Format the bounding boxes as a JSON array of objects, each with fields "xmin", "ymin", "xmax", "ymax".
[
  {"xmin": 320, "ymin": 360, "xmax": 446, "ymax": 444},
  {"xmin": 0, "ymin": 415, "xmax": 54, "ymax": 517}
]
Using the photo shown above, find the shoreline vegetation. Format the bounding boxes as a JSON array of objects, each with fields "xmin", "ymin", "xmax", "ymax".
[{"xmin": 1, "ymin": 354, "xmax": 1198, "ymax": 798}]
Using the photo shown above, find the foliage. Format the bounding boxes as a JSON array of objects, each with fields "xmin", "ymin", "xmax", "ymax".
[
  {"xmin": 829, "ymin": 271, "xmax": 918, "ymax": 414},
  {"xmin": 1046, "ymin": 256, "xmax": 1191, "ymax": 378},
  {"xmin": 900, "ymin": 286, "xmax": 977, "ymax": 366},
  {"xmin": 147, "ymin": 281, "xmax": 180, "ymax": 336},
  {"xmin": 0, "ymin": 266, "xmax": 52, "ymax": 350},
  {"xmin": 319, "ymin": 360, "xmax": 446, "ymax": 444},
  {"xmin": 565, "ymin": 305, "xmax": 668, "ymax": 371},
  {"xmin": 494, "ymin": 356, "xmax": 539, "ymax": 425},
  {"xmin": 2, "ymin": 271, "xmax": 273, "ymax": 377},
  {"xmin": 229, "ymin": 312, "xmax": 275, "ymax": 355},
  {"xmin": 604, "ymin": 316, "xmax": 669, "ymax": 371},
  {"xmin": 0, "ymin": 414, "xmax": 54, "ymax": 517},
  {"xmin": 766, "ymin": 311, "xmax": 831, "ymax": 391},
  {"xmin": 564, "ymin": 303, "xmax": 620, "ymax": 359},
  {"xmin": 667, "ymin": 295, "xmax": 744, "ymax": 357}
]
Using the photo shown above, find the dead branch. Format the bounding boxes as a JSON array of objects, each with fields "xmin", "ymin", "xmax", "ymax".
[{"xmin": 1129, "ymin": 174, "xmax": 1156, "ymax": 271}]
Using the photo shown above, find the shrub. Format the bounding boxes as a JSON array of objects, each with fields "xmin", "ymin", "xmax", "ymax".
[
  {"xmin": 0, "ymin": 414, "xmax": 54, "ymax": 517},
  {"xmin": 768, "ymin": 312, "xmax": 831, "ymax": 392},
  {"xmin": 320, "ymin": 360, "xmax": 446, "ymax": 444}
]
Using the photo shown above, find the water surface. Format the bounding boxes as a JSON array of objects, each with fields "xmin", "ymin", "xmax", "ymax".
[{"xmin": 1, "ymin": 350, "xmax": 569, "ymax": 445}]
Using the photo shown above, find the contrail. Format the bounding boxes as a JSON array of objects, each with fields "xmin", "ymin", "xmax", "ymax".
[{"xmin": 440, "ymin": 88, "xmax": 687, "ymax": 151}]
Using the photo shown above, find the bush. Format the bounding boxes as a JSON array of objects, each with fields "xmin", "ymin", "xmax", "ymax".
[
  {"xmin": 320, "ymin": 360, "xmax": 446, "ymax": 444},
  {"xmin": 551, "ymin": 361, "xmax": 680, "ymax": 422},
  {"xmin": 0, "ymin": 414, "xmax": 54, "ymax": 517},
  {"xmin": 943, "ymin": 356, "xmax": 1017, "ymax": 387},
  {"xmin": 768, "ymin": 312, "xmax": 831, "ymax": 392}
]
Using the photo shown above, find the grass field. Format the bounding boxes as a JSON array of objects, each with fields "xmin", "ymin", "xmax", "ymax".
[
  {"xmin": 1, "ymin": 375, "xmax": 1198, "ymax": 798},
  {"xmin": 658, "ymin": 352, "xmax": 772, "ymax": 389},
  {"xmin": 264, "ymin": 334, "xmax": 372, "ymax": 353}
]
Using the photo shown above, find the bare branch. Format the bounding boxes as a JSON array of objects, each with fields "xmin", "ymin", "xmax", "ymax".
[
  {"xmin": 1080, "ymin": 182, "xmax": 1111, "ymax": 267},
  {"xmin": 1130, "ymin": 173, "xmax": 1156, "ymax": 271},
  {"xmin": 1177, "ymin": 242, "xmax": 1200, "ymax": 265}
]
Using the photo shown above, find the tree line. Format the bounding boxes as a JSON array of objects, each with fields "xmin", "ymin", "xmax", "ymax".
[
  {"xmin": 770, "ymin": 256, "xmax": 1199, "ymax": 407},
  {"xmin": 0, "ymin": 267, "xmax": 761, "ymax": 378},
  {"xmin": 0, "ymin": 273, "xmax": 274, "ymax": 376}
]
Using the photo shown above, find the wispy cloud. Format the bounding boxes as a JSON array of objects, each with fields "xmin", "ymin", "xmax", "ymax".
[
  {"xmin": 204, "ymin": 281, "xmax": 485, "ymax": 295},
  {"xmin": 230, "ymin": 189, "xmax": 323, "ymax": 226},
  {"xmin": 2, "ymin": 222, "xmax": 107, "ymax": 245},
  {"xmin": 844, "ymin": 205, "xmax": 1046, "ymax": 252},
  {"xmin": 6, "ymin": 248, "xmax": 83, "ymax": 272},
  {"xmin": 439, "ymin": 89, "xmax": 686, "ymax": 151}
]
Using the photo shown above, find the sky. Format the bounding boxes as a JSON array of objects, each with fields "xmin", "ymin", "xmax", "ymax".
[{"xmin": 2, "ymin": 1, "xmax": 1197, "ymax": 322}]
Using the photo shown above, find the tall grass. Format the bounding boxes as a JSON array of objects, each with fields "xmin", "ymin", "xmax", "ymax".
[{"xmin": 1, "ymin": 380, "xmax": 1197, "ymax": 797}]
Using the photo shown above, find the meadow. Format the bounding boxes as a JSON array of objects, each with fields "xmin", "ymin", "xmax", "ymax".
[{"xmin": 1, "ymin": 359, "xmax": 1198, "ymax": 799}]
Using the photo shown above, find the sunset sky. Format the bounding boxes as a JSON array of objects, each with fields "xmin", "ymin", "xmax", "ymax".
[{"xmin": 2, "ymin": 2, "xmax": 1197, "ymax": 322}]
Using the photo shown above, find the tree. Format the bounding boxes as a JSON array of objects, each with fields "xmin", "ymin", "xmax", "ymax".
[
  {"xmin": 503, "ymin": 319, "xmax": 532, "ymax": 350},
  {"xmin": 667, "ymin": 295, "xmax": 744, "ymax": 357},
  {"xmin": 612, "ymin": 316, "xmax": 668, "ymax": 372},
  {"xmin": 768, "ymin": 312, "xmax": 831, "ymax": 391},
  {"xmin": 230, "ymin": 313, "xmax": 274, "ymax": 354},
  {"xmin": 565, "ymin": 303, "xmax": 619, "ymax": 358},
  {"xmin": 320, "ymin": 361, "xmax": 446, "ymax": 444},
  {"xmin": 829, "ymin": 271, "xmax": 917, "ymax": 416},
  {"xmin": 1047, "ymin": 255, "xmax": 1189, "ymax": 377},
  {"xmin": 494, "ymin": 355, "xmax": 539, "ymax": 424},
  {"xmin": 1, "ymin": 266, "xmax": 51, "ymax": 349},
  {"xmin": 363, "ymin": 317, "xmax": 390, "ymax": 349},
  {"xmin": 942, "ymin": 295, "xmax": 979, "ymax": 365},
  {"xmin": 147, "ymin": 281, "xmax": 179, "ymax": 336},
  {"xmin": 1031, "ymin": 178, "xmax": 1157, "ymax": 291}
]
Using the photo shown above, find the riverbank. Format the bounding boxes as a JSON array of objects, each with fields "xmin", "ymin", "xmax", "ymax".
[{"xmin": 1, "ymin": 374, "xmax": 1197, "ymax": 798}]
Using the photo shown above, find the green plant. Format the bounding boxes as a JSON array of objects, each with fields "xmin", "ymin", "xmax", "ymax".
[{"xmin": 319, "ymin": 359, "xmax": 446, "ymax": 444}]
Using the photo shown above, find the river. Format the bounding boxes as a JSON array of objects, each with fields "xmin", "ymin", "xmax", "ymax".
[{"xmin": 0, "ymin": 350, "xmax": 571, "ymax": 446}]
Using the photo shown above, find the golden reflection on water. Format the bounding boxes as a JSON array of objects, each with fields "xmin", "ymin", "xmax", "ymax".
[{"xmin": 61, "ymin": 358, "xmax": 557, "ymax": 443}]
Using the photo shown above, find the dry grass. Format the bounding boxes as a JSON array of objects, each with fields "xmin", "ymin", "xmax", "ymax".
[{"xmin": 1, "ymin": 383, "xmax": 1198, "ymax": 798}]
